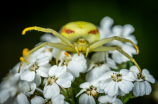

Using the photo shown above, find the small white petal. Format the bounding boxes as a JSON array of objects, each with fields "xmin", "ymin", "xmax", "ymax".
[
  {"xmin": 130, "ymin": 66, "xmax": 139, "ymax": 74},
  {"xmin": 145, "ymin": 75, "xmax": 155, "ymax": 83},
  {"xmin": 98, "ymin": 95, "xmax": 115, "ymax": 103},
  {"xmin": 49, "ymin": 65, "xmax": 58, "ymax": 76},
  {"xmin": 139, "ymin": 82, "xmax": 145, "ymax": 96},
  {"xmin": 29, "ymin": 83, "xmax": 36, "ymax": 94},
  {"xmin": 118, "ymin": 80, "xmax": 133, "ymax": 94},
  {"xmin": 31, "ymin": 96, "xmax": 44, "ymax": 104},
  {"xmin": 122, "ymin": 24, "xmax": 134, "ymax": 37},
  {"xmin": 51, "ymin": 94, "xmax": 65, "ymax": 104},
  {"xmin": 56, "ymin": 72, "xmax": 73, "ymax": 88},
  {"xmin": 79, "ymin": 94, "xmax": 95, "ymax": 104},
  {"xmin": 106, "ymin": 57, "xmax": 118, "ymax": 69},
  {"xmin": 43, "ymin": 83, "xmax": 60, "ymax": 99},
  {"xmin": 112, "ymin": 25, "xmax": 122, "ymax": 36},
  {"xmin": 112, "ymin": 51, "xmax": 123, "ymax": 64},
  {"xmin": 98, "ymin": 71, "xmax": 113, "ymax": 81},
  {"xmin": 33, "ymin": 74, "xmax": 41, "ymax": 86},
  {"xmin": 144, "ymin": 81, "xmax": 152, "ymax": 95},
  {"xmin": 108, "ymin": 81, "xmax": 118, "ymax": 96},
  {"xmin": 36, "ymin": 67, "xmax": 48, "ymax": 77},
  {"xmin": 21, "ymin": 82, "xmax": 30, "ymax": 93},
  {"xmin": 142, "ymin": 69, "xmax": 150, "ymax": 75},
  {"xmin": 103, "ymin": 80, "xmax": 114, "ymax": 94},
  {"xmin": 0, "ymin": 89, "xmax": 9, "ymax": 103},
  {"xmin": 17, "ymin": 93, "xmax": 30, "ymax": 104},
  {"xmin": 80, "ymin": 82, "xmax": 90, "ymax": 89},
  {"xmin": 133, "ymin": 82, "xmax": 140, "ymax": 96},
  {"xmin": 68, "ymin": 61, "xmax": 83, "ymax": 77},
  {"xmin": 76, "ymin": 89, "xmax": 86, "ymax": 97},
  {"xmin": 86, "ymin": 64, "xmax": 110, "ymax": 82},
  {"xmin": 113, "ymin": 98, "xmax": 123, "ymax": 104},
  {"xmin": 21, "ymin": 71, "xmax": 35, "ymax": 82},
  {"xmin": 36, "ymin": 57, "xmax": 50, "ymax": 66},
  {"xmin": 99, "ymin": 79, "xmax": 112, "ymax": 90}
]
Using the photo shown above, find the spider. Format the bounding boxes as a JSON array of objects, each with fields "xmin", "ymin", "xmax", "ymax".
[{"xmin": 18, "ymin": 21, "xmax": 142, "ymax": 77}]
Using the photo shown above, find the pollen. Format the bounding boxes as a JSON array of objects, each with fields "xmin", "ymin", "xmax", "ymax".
[
  {"xmin": 64, "ymin": 52, "xmax": 70, "ymax": 57},
  {"xmin": 23, "ymin": 48, "xmax": 29, "ymax": 56}
]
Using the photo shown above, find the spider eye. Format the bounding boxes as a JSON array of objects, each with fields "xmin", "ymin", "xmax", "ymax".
[
  {"xmin": 62, "ymin": 27, "xmax": 75, "ymax": 34},
  {"xmin": 88, "ymin": 29, "xmax": 99, "ymax": 34}
]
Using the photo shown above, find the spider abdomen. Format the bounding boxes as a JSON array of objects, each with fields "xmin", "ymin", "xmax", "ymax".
[{"xmin": 60, "ymin": 21, "xmax": 100, "ymax": 44}]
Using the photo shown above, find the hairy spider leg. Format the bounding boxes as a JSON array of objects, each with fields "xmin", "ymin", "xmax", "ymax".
[
  {"xmin": 22, "ymin": 26, "xmax": 73, "ymax": 46},
  {"xmin": 91, "ymin": 46, "xmax": 142, "ymax": 78},
  {"xmin": 89, "ymin": 36, "xmax": 139, "ymax": 54},
  {"xmin": 18, "ymin": 42, "xmax": 74, "ymax": 73}
]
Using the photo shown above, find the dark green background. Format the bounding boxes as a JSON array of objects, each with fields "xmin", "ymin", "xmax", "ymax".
[{"xmin": 0, "ymin": 0, "xmax": 158, "ymax": 104}]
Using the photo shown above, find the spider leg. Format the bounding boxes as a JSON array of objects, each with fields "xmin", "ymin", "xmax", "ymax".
[
  {"xmin": 56, "ymin": 49, "xmax": 62, "ymax": 66},
  {"xmin": 22, "ymin": 26, "xmax": 73, "ymax": 46},
  {"xmin": 90, "ymin": 36, "xmax": 139, "ymax": 54},
  {"xmin": 18, "ymin": 42, "xmax": 74, "ymax": 73},
  {"xmin": 91, "ymin": 46, "xmax": 142, "ymax": 77}
]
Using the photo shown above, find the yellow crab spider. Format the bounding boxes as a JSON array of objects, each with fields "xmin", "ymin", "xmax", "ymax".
[{"xmin": 18, "ymin": 21, "xmax": 142, "ymax": 77}]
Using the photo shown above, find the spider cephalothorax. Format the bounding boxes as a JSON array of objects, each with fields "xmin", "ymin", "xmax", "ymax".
[{"xmin": 18, "ymin": 21, "xmax": 142, "ymax": 77}]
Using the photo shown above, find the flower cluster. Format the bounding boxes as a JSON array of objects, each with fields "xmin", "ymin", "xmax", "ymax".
[{"xmin": 0, "ymin": 17, "xmax": 155, "ymax": 104}]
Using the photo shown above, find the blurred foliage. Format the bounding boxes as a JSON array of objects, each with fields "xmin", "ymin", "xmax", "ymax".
[{"xmin": 0, "ymin": 0, "xmax": 158, "ymax": 104}]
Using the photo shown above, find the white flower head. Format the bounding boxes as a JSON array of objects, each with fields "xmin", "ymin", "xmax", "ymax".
[
  {"xmin": 76, "ymin": 80, "xmax": 101, "ymax": 104},
  {"xmin": 98, "ymin": 95, "xmax": 123, "ymax": 104},
  {"xmin": 43, "ymin": 65, "xmax": 73, "ymax": 99},
  {"xmin": 98, "ymin": 69, "xmax": 135, "ymax": 96},
  {"xmin": 20, "ymin": 55, "xmax": 51, "ymax": 82},
  {"xmin": 59, "ymin": 52, "xmax": 87, "ymax": 78},
  {"xmin": 130, "ymin": 66, "xmax": 155, "ymax": 96}
]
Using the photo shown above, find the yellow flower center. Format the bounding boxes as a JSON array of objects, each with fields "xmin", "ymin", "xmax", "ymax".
[{"xmin": 111, "ymin": 73, "xmax": 122, "ymax": 82}]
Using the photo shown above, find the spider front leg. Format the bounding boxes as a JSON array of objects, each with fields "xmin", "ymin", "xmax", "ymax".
[
  {"xmin": 90, "ymin": 36, "xmax": 139, "ymax": 54},
  {"xmin": 22, "ymin": 26, "xmax": 73, "ymax": 46},
  {"xmin": 90, "ymin": 46, "xmax": 142, "ymax": 78},
  {"xmin": 18, "ymin": 42, "xmax": 75, "ymax": 73}
]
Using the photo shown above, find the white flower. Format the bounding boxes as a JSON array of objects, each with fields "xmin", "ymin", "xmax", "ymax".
[
  {"xmin": 20, "ymin": 55, "xmax": 51, "ymax": 82},
  {"xmin": 31, "ymin": 94, "xmax": 68, "ymax": 104},
  {"xmin": 76, "ymin": 80, "xmax": 101, "ymax": 104},
  {"xmin": 98, "ymin": 95, "xmax": 123, "ymax": 104},
  {"xmin": 60, "ymin": 52, "xmax": 87, "ymax": 78},
  {"xmin": 43, "ymin": 65, "xmax": 73, "ymax": 98},
  {"xmin": 99, "ymin": 18, "xmax": 138, "ymax": 64},
  {"xmin": 107, "ymin": 25, "xmax": 137, "ymax": 64},
  {"xmin": 130, "ymin": 66, "xmax": 155, "ymax": 96},
  {"xmin": 110, "ymin": 25, "xmax": 137, "ymax": 44},
  {"xmin": 20, "ymin": 82, "xmax": 36, "ymax": 97},
  {"xmin": 99, "ymin": 16, "xmax": 114, "ymax": 39},
  {"xmin": 98, "ymin": 69, "xmax": 135, "ymax": 96}
]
